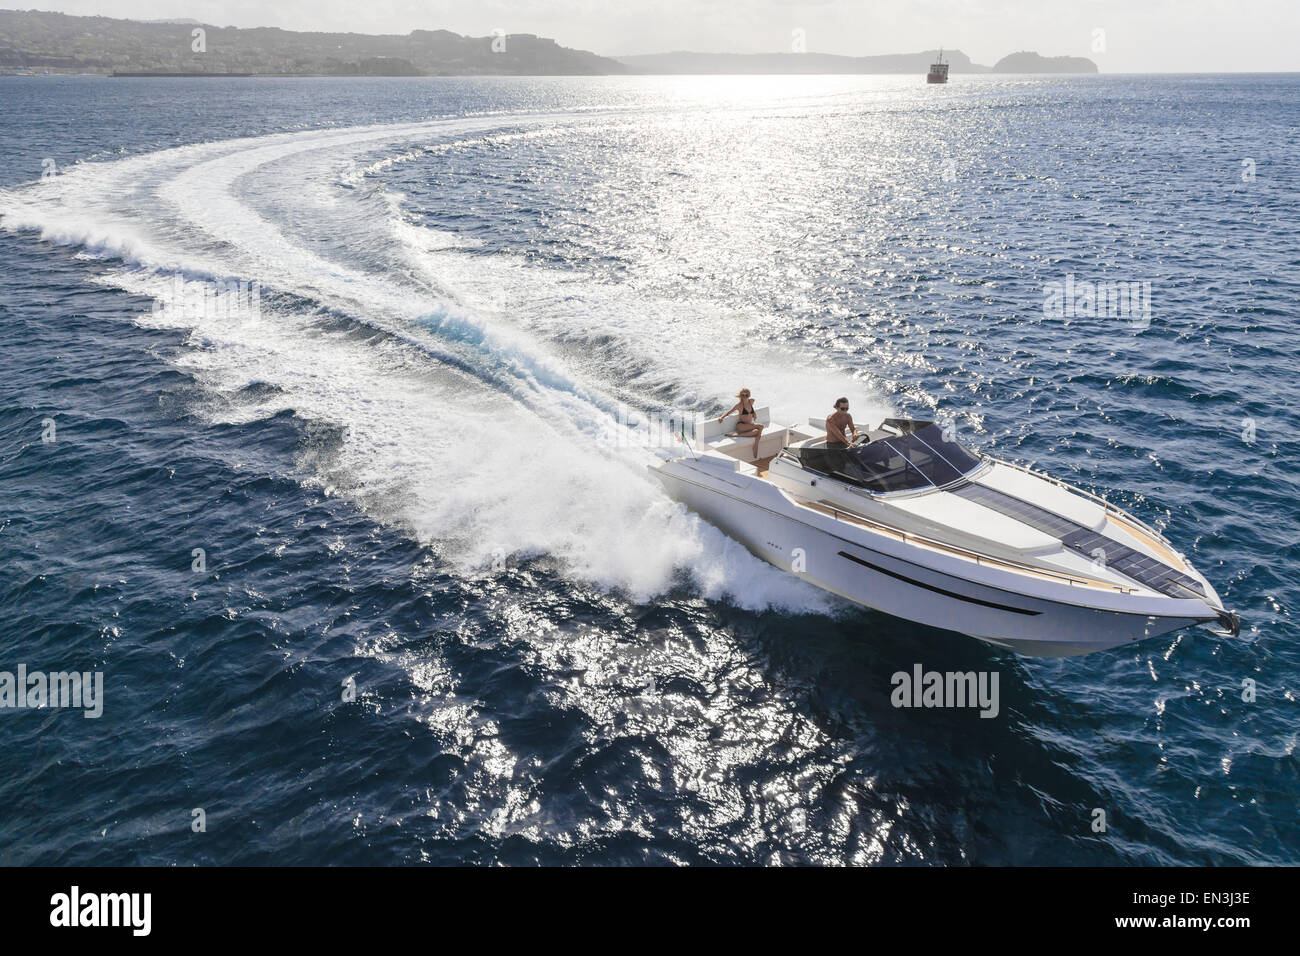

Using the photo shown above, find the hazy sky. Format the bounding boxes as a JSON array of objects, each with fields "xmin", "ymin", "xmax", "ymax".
[{"xmin": 29, "ymin": 1, "xmax": 1300, "ymax": 72}]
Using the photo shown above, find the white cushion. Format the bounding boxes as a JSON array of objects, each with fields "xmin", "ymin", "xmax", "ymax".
[{"xmin": 696, "ymin": 405, "xmax": 771, "ymax": 441}]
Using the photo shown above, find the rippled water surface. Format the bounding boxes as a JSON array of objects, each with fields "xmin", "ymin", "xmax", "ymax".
[{"xmin": 0, "ymin": 75, "xmax": 1297, "ymax": 865}]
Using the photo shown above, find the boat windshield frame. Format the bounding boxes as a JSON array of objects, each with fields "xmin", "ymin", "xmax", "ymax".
[{"xmin": 796, "ymin": 422, "xmax": 983, "ymax": 495}]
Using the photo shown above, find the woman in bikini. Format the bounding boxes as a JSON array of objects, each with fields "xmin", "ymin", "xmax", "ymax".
[{"xmin": 718, "ymin": 387, "xmax": 764, "ymax": 459}]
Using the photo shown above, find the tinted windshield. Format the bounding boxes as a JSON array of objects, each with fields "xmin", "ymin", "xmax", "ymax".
[
  {"xmin": 905, "ymin": 423, "xmax": 982, "ymax": 479},
  {"xmin": 798, "ymin": 423, "xmax": 981, "ymax": 493}
]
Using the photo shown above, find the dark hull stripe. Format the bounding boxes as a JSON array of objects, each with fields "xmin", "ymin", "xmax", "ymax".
[{"xmin": 837, "ymin": 551, "xmax": 1043, "ymax": 616}]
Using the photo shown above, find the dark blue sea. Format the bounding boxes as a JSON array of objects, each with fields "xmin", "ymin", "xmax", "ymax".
[{"xmin": 1, "ymin": 74, "xmax": 1296, "ymax": 865}]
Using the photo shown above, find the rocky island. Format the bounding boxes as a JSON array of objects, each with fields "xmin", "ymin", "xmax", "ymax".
[{"xmin": 992, "ymin": 51, "xmax": 1099, "ymax": 74}]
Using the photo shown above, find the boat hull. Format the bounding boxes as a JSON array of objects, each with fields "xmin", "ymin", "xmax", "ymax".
[{"xmin": 654, "ymin": 464, "xmax": 1214, "ymax": 657}]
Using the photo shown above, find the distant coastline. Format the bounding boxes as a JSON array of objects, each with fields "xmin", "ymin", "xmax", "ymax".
[
  {"xmin": 0, "ymin": 9, "xmax": 1101, "ymax": 77},
  {"xmin": 0, "ymin": 9, "xmax": 624, "ymax": 76},
  {"xmin": 617, "ymin": 49, "xmax": 998, "ymax": 75},
  {"xmin": 111, "ymin": 71, "xmax": 252, "ymax": 77}
]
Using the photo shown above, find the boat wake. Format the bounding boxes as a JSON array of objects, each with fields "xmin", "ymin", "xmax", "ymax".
[{"xmin": 0, "ymin": 112, "xmax": 887, "ymax": 612}]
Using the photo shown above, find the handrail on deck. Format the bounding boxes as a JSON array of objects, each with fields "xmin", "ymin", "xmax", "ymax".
[{"xmin": 806, "ymin": 498, "xmax": 1137, "ymax": 594}]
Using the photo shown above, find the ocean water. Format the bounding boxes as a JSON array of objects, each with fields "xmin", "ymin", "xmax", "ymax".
[{"xmin": 0, "ymin": 74, "xmax": 1296, "ymax": 865}]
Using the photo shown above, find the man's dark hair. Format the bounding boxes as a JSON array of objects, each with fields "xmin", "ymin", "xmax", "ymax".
[{"xmin": 834, "ymin": 397, "xmax": 848, "ymax": 407}]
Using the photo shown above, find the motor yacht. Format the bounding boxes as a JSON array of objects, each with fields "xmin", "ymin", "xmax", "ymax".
[{"xmin": 651, "ymin": 407, "xmax": 1239, "ymax": 657}]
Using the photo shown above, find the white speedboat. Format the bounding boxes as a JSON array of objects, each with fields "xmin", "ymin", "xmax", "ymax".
[{"xmin": 651, "ymin": 407, "xmax": 1239, "ymax": 657}]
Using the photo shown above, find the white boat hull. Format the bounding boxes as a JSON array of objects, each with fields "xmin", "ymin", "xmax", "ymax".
[{"xmin": 654, "ymin": 464, "xmax": 1219, "ymax": 657}]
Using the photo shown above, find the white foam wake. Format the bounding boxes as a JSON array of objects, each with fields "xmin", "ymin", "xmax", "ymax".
[{"xmin": 0, "ymin": 111, "xmax": 887, "ymax": 613}]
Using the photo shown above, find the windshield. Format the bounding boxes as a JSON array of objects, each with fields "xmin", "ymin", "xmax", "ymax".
[{"xmin": 798, "ymin": 423, "xmax": 981, "ymax": 493}]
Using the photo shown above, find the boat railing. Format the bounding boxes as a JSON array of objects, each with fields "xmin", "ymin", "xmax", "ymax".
[{"xmin": 805, "ymin": 497, "xmax": 1137, "ymax": 594}]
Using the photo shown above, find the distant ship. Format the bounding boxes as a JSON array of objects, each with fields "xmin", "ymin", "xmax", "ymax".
[{"xmin": 926, "ymin": 49, "xmax": 949, "ymax": 84}]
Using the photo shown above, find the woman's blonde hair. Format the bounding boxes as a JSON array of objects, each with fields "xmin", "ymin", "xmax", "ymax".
[{"xmin": 737, "ymin": 387, "xmax": 751, "ymax": 398}]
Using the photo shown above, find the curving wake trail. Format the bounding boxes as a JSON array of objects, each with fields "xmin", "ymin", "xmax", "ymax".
[{"xmin": 0, "ymin": 111, "xmax": 885, "ymax": 611}]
